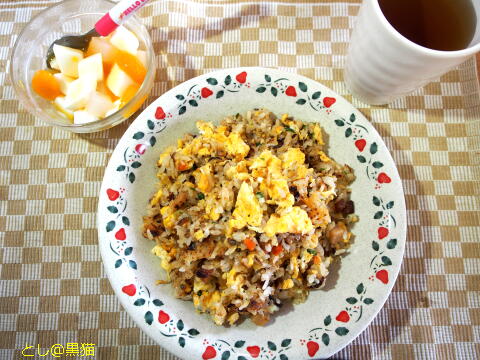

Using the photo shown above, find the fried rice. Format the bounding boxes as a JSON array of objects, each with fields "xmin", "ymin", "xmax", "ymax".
[{"xmin": 142, "ymin": 109, "xmax": 357, "ymax": 326}]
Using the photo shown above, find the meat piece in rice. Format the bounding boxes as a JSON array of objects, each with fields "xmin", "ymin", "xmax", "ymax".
[{"xmin": 142, "ymin": 109, "xmax": 358, "ymax": 326}]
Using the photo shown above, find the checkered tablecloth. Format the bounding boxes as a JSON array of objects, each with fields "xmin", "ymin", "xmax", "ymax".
[{"xmin": 1, "ymin": 0, "xmax": 479, "ymax": 359}]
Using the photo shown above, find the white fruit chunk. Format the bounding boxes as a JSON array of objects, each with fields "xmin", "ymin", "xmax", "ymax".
[
  {"xmin": 53, "ymin": 73, "xmax": 75, "ymax": 95},
  {"xmin": 64, "ymin": 75, "xmax": 97, "ymax": 110},
  {"xmin": 49, "ymin": 58, "xmax": 60, "ymax": 71},
  {"xmin": 106, "ymin": 63, "xmax": 135, "ymax": 98},
  {"xmin": 73, "ymin": 110, "xmax": 98, "ymax": 125},
  {"xmin": 86, "ymin": 91, "xmax": 113, "ymax": 118},
  {"xmin": 53, "ymin": 96, "xmax": 74, "ymax": 120},
  {"xmin": 110, "ymin": 25, "xmax": 139, "ymax": 55},
  {"xmin": 78, "ymin": 53, "xmax": 103, "ymax": 81},
  {"xmin": 53, "ymin": 44, "xmax": 84, "ymax": 77},
  {"xmin": 137, "ymin": 50, "xmax": 148, "ymax": 68},
  {"xmin": 105, "ymin": 99, "xmax": 122, "ymax": 117}
]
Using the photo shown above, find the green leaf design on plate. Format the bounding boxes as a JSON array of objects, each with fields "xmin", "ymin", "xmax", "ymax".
[
  {"xmin": 237, "ymin": 357, "xmax": 247, "ymax": 360},
  {"xmin": 114, "ymin": 259, "xmax": 122, "ymax": 268},
  {"xmin": 153, "ymin": 299, "xmax": 164, "ymax": 307},
  {"xmin": 322, "ymin": 333, "xmax": 330, "ymax": 346},
  {"xmin": 356, "ymin": 283, "xmax": 364, "ymax": 294},
  {"xmin": 357, "ymin": 155, "xmax": 366, "ymax": 163},
  {"xmin": 346, "ymin": 297, "xmax": 357, "ymax": 304},
  {"xmin": 150, "ymin": 136, "xmax": 156, "ymax": 147},
  {"xmin": 206, "ymin": 78, "xmax": 218, "ymax": 85},
  {"xmin": 312, "ymin": 91, "xmax": 321, "ymax": 100},
  {"xmin": 134, "ymin": 298, "xmax": 145, "ymax": 306},
  {"xmin": 177, "ymin": 320, "xmax": 184, "ymax": 331},
  {"xmin": 387, "ymin": 238, "xmax": 397, "ymax": 249},
  {"xmin": 221, "ymin": 351, "xmax": 231, "ymax": 360},
  {"xmin": 124, "ymin": 247, "xmax": 133, "ymax": 256},
  {"xmin": 386, "ymin": 201, "xmax": 394, "ymax": 209},
  {"xmin": 128, "ymin": 172, "xmax": 135, "ymax": 183},
  {"xmin": 188, "ymin": 328, "xmax": 199, "ymax": 336},
  {"xmin": 147, "ymin": 120, "xmax": 154, "ymax": 130},
  {"xmin": 106, "ymin": 221, "xmax": 115, "ymax": 232},
  {"xmin": 296, "ymin": 99, "xmax": 306, "ymax": 105},
  {"xmin": 189, "ymin": 99, "xmax": 198, "ymax": 107},
  {"xmin": 265, "ymin": 74, "xmax": 271, "ymax": 82},
  {"xmin": 364, "ymin": 298, "xmax": 374, "ymax": 304},
  {"xmin": 280, "ymin": 355, "xmax": 288, "ymax": 360},
  {"xmin": 133, "ymin": 132, "xmax": 144, "ymax": 140},
  {"xmin": 224, "ymin": 75, "xmax": 232, "ymax": 85},
  {"xmin": 324, "ymin": 315, "xmax": 331, "ymax": 326},
  {"xmin": 122, "ymin": 216, "xmax": 130, "ymax": 226},
  {"xmin": 256, "ymin": 87, "xmax": 266, "ymax": 93},
  {"xmin": 129, "ymin": 260, "xmax": 137, "ymax": 269},
  {"xmin": 374, "ymin": 211, "xmax": 383, "ymax": 219},
  {"xmin": 299, "ymin": 82, "xmax": 307, "ymax": 92},
  {"xmin": 179, "ymin": 106, "xmax": 186, "ymax": 115},
  {"xmin": 370, "ymin": 142, "xmax": 378, "ymax": 154},
  {"xmin": 145, "ymin": 311, "xmax": 153, "ymax": 325},
  {"xmin": 345, "ymin": 128, "xmax": 352, "ymax": 138},
  {"xmin": 178, "ymin": 337, "xmax": 185, "ymax": 347},
  {"xmin": 131, "ymin": 161, "xmax": 142, "ymax": 169},
  {"xmin": 281, "ymin": 339, "xmax": 291, "ymax": 347},
  {"xmin": 107, "ymin": 206, "xmax": 118, "ymax": 214},
  {"xmin": 350, "ymin": 113, "xmax": 356, "ymax": 122},
  {"xmin": 335, "ymin": 119, "xmax": 345, "ymax": 126},
  {"xmin": 372, "ymin": 161, "xmax": 384, "ymax": 168},
  {"xmin": 267, "ymin": 341, "xmax": 277, "ymax": 351},
  {"xmin": 373, "ymin": 196, "xmax": 381, "ymax": 206},
  {"xmin": 382, "ymin": 256, "xmax": 392, "ymax": 266},
  {"xmin": 116, "ymin": 165, "xmax": 126, "ymax": 171},
  {"xmin": 176, "ymin": 94, "xmax": 184, "ymax": 100},
  {"xmin": 372, "ymin": 241, "xmax": 379, "ymax": 251},
  {"xmin": 271, "ymin": 87, "xmax": 278, "ymax": 96},
  {"xmin": 234, "ymin": 341, "xmax": 245, "ymax": 348},
  {"xmin": 216, "ymin": 90, "xmax": 224, "ymax": 99},
  {"xmin": 335, "ymin": 327, "xmax": 349, "ymax": 336}
]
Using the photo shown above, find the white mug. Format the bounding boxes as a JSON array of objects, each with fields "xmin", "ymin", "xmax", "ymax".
[{"xmin": 344, "ymin": 0, "xmax": 480, "ymax": 105}]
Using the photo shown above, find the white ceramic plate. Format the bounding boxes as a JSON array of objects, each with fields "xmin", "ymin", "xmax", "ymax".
[{"xmin": 98, "ymin": 67, "xmax": 406, "ymax": 359}]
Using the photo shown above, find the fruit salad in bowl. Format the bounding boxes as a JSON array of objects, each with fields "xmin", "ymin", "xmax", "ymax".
[{"xmin": 10, "ymin": 0, "xmax": 155, "ymax": 133}]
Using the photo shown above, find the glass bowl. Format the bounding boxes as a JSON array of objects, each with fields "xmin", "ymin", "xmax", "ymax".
[{"xmin": 10, "ymin": 0, "xmax": 155, "ymax": 133}]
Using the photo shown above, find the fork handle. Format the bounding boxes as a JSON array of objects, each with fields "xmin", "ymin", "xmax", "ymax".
[{"xmin": 95, "ymin": 0, "xmax": 151, "ymax": 36}]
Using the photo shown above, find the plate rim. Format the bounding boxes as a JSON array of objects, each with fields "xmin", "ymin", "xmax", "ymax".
[{"xmin": 97, "ymin": 66, "xmax": 407, "ymax": 359}]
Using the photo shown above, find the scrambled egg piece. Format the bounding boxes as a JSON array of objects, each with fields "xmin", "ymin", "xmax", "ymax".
[
  {"xmin": 160, "ymin": 205, "xmax": 178, "ymax": 229},
  {"xmin": 229, "ymin": 182, "xmax": 263, "ymax": 230},
  {"xmin": 281, "ymin": 148, "xmax": 305, "ymax": 169},
  {"xmin": 280, "ymin": 279, "xmax": 294, "ymax": 289},
  {"xmin": 194, "ymin": 164, "xmax": 214, "ymax": 193},
  {"xmin": 224, "ymin": 265, "xmax": 245, "ymax": 288},
  {"xmin": 158, "ymin": 146, "xmax": 175, "ymax": 165},
  {"xmin": 264, "ymin": 206, "xmax": 313, "ymax": 237},
  {"xmin": 226, "ymin": 160, "xmax": 250, "ymax": 181},
  {"xmin": 196, "ymin": 120, "xmax": 215, "ymax": 135},
  {"xmin": 150, "ymin": 189, "xmax": 163, "ymax": 206},
  {"xmin": 194, "ymin": 230, "xmax": 204, "ymax": 240},
  {"xmin": 250, "ymin": 150, "xmax": 282, "ymax": 178},
  {"xmin": 280, "ymin": 148, "xmax": 310, "ymax": 180},
  {"xmin": 267, "ymin": 178, "xmax": 294, "ymax": 208},
  {"xmin": 225, "ymin": 132, "xmax": 250, "ymax": 160},
  {"xmin": 281, "ymin": 113, "xmax": 300, "ymax": 132},
  {"xmin": 313, "ymin": 124, "xmax": 325, "ymax": 145},
  {"xmin": 152, "ymin": 245, "xmax": 172, "ymax": 272},
  {"xmin": 318, "ymin": 151, "xmax": 331, "ymax": 163}
]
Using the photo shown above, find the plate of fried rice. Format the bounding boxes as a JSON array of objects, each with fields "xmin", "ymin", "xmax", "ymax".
[{"xmin": 98, "ymin": 67, "xmax": 406, "ymax": 359}]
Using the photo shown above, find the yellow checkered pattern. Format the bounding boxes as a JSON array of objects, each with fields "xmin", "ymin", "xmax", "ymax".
[{"xmin": 0, "ymin": 1, "xmax": 479, "ymax": 359}]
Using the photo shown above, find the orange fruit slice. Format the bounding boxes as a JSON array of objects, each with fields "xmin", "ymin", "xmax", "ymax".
[
  {"xmin": 31, "ymin": 70, "xmax": 62, "ymax": 101},
  {"xmin": 114, "ymin": 50, "xmax": 147, "ymax": 84}
]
